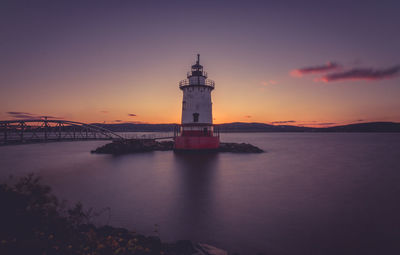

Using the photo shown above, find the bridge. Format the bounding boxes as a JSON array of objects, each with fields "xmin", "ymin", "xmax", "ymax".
[
  {"xmin": 0, "ymin": 119, "xmax": 175, "ymax": 145},
  {"xmin": 0, "ymin": 119, "xmax": 128, "ymax": 145}
]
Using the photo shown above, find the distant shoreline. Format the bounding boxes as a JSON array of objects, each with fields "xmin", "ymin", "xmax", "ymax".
[{"xmin": 92, "ymin": 122, "xmax": 400, "ymax": 133}]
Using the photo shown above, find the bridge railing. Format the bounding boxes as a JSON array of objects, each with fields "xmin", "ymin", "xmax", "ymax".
[
  {"xmin": 0, "ymin": 119, "xmax": 177, "ymax": 145},
  {"xmin": 0, "ymin": 119, "xmax": 124, "ymax": 145}
]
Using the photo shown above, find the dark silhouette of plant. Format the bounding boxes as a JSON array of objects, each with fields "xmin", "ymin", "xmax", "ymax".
[{"xmin": 0, "ymin": 174, "xmax": 200, "ymax": 255}]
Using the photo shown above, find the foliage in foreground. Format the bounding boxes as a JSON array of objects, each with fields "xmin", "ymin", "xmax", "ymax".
[{"xmin": 0, "ymin": 174, "xmax": 197, "ymax": 255}]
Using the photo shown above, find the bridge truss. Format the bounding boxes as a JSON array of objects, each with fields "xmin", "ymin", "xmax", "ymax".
[{"xmin": 0, "ymin": 119, "xmax": 124, "ymax": 145}]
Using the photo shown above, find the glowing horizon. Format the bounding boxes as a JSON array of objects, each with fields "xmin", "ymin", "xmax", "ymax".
[{"xmin": 1, "ymin": 1, "xmax": 400, "ymax": 127}]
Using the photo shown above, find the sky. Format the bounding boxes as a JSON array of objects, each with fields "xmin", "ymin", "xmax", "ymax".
[{"xmin": 1, "ymin": 0, "xmax": 399, "ymax": 127}]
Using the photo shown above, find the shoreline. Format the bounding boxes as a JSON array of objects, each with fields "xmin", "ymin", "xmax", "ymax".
[{"xmin": 0, "ymin": 175, "xmax": 228, "ymax": 255}]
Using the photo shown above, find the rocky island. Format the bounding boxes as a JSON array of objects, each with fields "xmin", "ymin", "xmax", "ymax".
[{"xmin": 91, "ymin": 139, "xmax": 264, "ymax": 155}]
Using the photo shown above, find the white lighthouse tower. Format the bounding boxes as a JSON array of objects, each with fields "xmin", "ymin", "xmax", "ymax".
[{"xmin": 174, "ymin": 54, "xmax": 220, "ymax": 150}]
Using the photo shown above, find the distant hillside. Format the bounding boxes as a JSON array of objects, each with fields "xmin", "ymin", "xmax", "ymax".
[
  {"xmin": 92, "ymin": 123, "xmax": 176, "ymax": 132},
  {"xmin": 92, "ymin": 122, "xmax": 400, "ymax": 133},
  {"xmin": 315, "ymin": 122, "xmax": 400, "ymax": 132},
  {"xmin": 217, "ymin": 122, "xmax": 311, "ymax": 132}
]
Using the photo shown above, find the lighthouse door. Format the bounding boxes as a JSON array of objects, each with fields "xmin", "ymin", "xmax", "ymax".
[{"xmin": 193, "ymin": 113, "xmax": 199, "ymax": 122}]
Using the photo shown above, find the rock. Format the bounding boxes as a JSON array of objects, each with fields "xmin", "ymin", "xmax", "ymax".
[
  {"xmin": 218, "ymin": 142, "xmax": 264, "ymax": 153},
  {"xmin": 195, "ymin": 243, "xmax": 228, "ymax": 255},
  {"xmin": 91, "ymin": 139, "xmax": 263, "ymax": 154},
  {"xmin": 91, "ymin": 139, "xmax": 174, "ymax": 155},
  {"xmin": 166, "ymin": 240, "xmax": 228, "ymax": 255}
]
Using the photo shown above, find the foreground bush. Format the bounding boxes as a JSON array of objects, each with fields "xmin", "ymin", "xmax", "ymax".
[{"xmin": 0, "ymin": 174, "xmax": 208, "ymax": 255}]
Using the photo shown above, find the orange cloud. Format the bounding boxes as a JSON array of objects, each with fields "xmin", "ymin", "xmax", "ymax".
[
  {"xmin": 271, "ymin": 120, "xmax": 296, "ymax": 124},
  {"xmin": 260, "ymin": 80, "xmax": 278, "ymax": 86}
]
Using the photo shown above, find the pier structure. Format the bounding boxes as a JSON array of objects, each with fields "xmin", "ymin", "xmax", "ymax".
[{"xmin": 0, "ymin": 119, "xmax": 124, "ymax": 145}]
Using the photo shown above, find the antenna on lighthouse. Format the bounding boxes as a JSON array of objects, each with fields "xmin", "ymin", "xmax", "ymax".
[{"xmin": 197, "ymin": 54, "xmax": 200, "ymax": 65}]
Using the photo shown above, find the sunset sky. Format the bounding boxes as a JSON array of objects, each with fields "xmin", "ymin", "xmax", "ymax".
[{"xmin": 1, "ymin": 0, "xmax": 399, "ymax": 127}]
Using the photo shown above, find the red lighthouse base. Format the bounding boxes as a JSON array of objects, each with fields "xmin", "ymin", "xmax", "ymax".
[
  {"xmin": 174, "ymin": 124, "xmax": 220, "ymax": 150},
  {"xmin": 174, "ymin": 136, "xmax": 220, "ymax": 150}
]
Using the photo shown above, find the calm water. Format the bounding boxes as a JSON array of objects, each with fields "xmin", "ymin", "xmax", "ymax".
[{"xmin": 1, "ymin": 133, "xmax": 400, "ymax": 255}]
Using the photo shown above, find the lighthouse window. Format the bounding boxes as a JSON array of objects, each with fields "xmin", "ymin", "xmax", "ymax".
[
  {"xmin": 193, "ymin": 113, "xmax": 199, "ymax": 122},
  {"xmin": 182, "ymin": 101, "xmax": 186, "ymax": 110}
]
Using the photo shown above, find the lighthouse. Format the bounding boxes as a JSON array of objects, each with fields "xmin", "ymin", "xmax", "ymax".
[{"xmin": 174, "ymin": 54, "xmax": 220, "ymax": 150}]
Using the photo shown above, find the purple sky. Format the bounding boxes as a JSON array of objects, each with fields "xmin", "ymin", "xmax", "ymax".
[{"xmin": 1, "ymin": 0, "xmax": 399, "ymax": 125}]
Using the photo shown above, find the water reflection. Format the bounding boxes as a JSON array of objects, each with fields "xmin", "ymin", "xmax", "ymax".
[
  {"xmin": 171, "ymin": 152, "xmax": 220, "ymax": 240},
  {"xmin": 2, "ymin": 134, "xmax": 400, "ymax": 254}
]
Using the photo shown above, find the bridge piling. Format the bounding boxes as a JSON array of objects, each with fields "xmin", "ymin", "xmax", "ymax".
[
  {"xmin": 20, "ymin": 121, "xmax": 24, "ymax": 143},
  {"xmin": 58, "ymin": 122, "xmax": 62, "ymax": 140},
  {"xmin": 3, "ymin": 123, "xmax": 7, "ymax": 144},
  {"xmin": 44, "ymin": 119, "xmax": 48, "ymax": 142}
]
